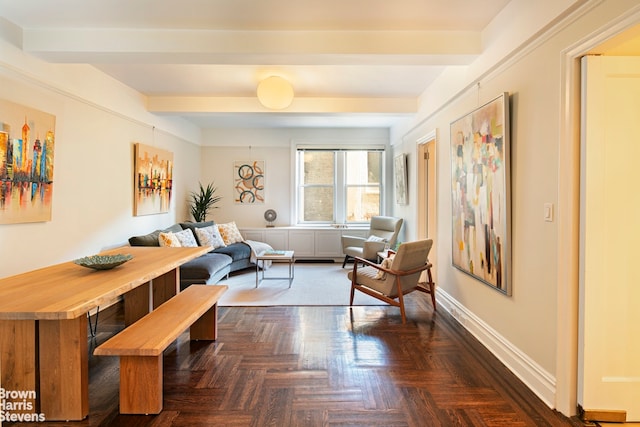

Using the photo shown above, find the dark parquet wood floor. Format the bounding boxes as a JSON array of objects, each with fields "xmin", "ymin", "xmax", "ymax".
[{"xmin": 8, "ymin": 292, "xmax": 585, "ymax": 426}]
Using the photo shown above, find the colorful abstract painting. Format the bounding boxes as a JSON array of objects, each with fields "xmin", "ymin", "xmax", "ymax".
[
  {"xmin": 234, "ymin": 160, "xmax": 264, "ymax": 204},
  {"xmin": 0, "ymin": 99, "xmax": 56, "ymax": 224},
  {"xmin": 450, "ymin": 93, "xmax": 511, "ymax": 295},
  {"xmin": 134, "ymin": 143, "xmax": 173, "ymax": 216}
]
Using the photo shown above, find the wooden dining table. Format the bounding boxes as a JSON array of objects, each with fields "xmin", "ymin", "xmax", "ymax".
[{"xmin": 0, "ymin": 245, "xmax": 209, "ymax": 421}]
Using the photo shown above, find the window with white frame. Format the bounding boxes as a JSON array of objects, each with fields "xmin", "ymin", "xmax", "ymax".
[{"xmin": 295, "ymin": 147, "xmax": 384, "ymax": 225}]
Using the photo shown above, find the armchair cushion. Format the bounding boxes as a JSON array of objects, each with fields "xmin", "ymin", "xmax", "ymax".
[
  {"xmin": 351, "ymin": 265, "xmax": 381, "ymax": 283},
  {"xmin": 362, "ymin": 240, "xmax": 386, "ymax": 259}
]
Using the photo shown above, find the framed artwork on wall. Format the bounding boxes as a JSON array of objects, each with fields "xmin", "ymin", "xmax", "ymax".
[
  {"xmin": 0, "ymin": 99, "xmax": 56, "ymax": 224},
  {"xmin": 394, "ymin": 153, "xmax": 408, "ymax": 205},
  {"xmin": 234, "ymin": 160, "xmax": 265, "ymax": 204},
  {"xmin": 133, "ymin": 143, "xmax": 173, "ymax": 216},
  {"xmin": 450, "ymin": 92, "xmax": 511, "ymax": 295}
]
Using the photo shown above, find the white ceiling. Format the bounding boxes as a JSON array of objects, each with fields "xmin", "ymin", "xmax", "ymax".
[{"xmin": 0, "ymin": 0, "xmax": 511, "ymax": 129}]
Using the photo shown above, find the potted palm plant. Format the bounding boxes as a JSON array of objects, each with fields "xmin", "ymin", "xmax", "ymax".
[{"xmin": 189, "ymin": 182, "xmax": 222, "ymax": 222}]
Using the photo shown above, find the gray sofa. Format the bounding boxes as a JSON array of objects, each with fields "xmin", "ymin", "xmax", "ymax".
[{"xmin": 128, "ymin": 221, "xmax": 253, "ymax": 289}]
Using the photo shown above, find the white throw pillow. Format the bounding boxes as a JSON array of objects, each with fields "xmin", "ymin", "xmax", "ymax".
[
  {"xmin": 159, "ymin": 231, "xmax": 181, "ymax": 247},
  {"xmin": 173, "ymin": 229, "xmax": 198, "ymax": 247},
  {"xmin": 366, "ymin": 235, "xmax": 386, "ymax": 243},
  {"xmin": 195, "ymin": 226, "xmax": 227, "ymax": 249}
]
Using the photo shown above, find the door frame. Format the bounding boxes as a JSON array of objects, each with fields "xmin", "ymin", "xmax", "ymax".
[
  {"xmin": 556, "ymin": 9, "xmax": 640, "ymax": 417},
  {"xmin": 417, "ymin": 129, "xmax": 437, "ymax": 281}
]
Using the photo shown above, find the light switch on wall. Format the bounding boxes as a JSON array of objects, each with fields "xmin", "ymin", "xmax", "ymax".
[{"xmin": 544, "ymin": 203, "xmax": 554, "ymax": 222}]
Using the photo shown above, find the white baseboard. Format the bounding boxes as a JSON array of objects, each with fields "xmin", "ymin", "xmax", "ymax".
[{"xmin": 437, "ymin": 290, "xmax": 556, "ymax": 409}]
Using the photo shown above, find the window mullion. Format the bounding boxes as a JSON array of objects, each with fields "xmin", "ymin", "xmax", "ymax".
[{"xmin": 335, "ymin": 151, "xmax": 345, "ymax": 224}]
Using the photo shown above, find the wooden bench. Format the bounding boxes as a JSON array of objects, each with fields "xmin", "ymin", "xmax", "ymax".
[{"xmin": 94, "ymin": 284, "xmax": 228, "ymax": 415}]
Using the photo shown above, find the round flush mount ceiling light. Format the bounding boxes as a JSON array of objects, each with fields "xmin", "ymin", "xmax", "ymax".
[{"xmin": 256, "ymin": 76, "xmax": 294, "ymax": 110}]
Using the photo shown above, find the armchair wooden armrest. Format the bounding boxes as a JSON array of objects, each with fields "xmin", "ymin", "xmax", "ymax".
[{"xmin": 352, "ymin": 256, "xmax": 431, "ymax": 277}]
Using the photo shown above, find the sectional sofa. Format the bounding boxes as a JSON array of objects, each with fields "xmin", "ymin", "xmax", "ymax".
[{"xmin": 128, "ymin": 221, "xmax": 254, "ymax": 289}]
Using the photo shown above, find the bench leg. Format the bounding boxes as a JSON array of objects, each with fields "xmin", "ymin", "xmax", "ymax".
[
  {"xmin": 119, "ymin": 356, "xmax": 163, "ymax": 414},
  {"xmin": 190, "ymin": 303, "xmax": 218, "ymax": 340}
]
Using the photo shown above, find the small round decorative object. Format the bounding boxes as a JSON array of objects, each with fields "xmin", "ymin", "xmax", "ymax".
[
  {"xmin": 264, "ymin": 209, "xmax": 277, "ymax": 227},
  {"xmin": 73, "ymin": 254, "xmax": 133, "ymax": 270}
]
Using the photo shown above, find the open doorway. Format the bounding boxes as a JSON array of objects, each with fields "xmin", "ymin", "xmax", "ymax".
[
  {"xmin": 417, "ymin": 130, "xmax": 437, "ymax": 282},
  {"xmin": 557, "ymin": 16, "xmax": 640, "ymax": 423},
  {"xmin": 577, "ymin": 54, "xmax": 640, "ymax": 423}
]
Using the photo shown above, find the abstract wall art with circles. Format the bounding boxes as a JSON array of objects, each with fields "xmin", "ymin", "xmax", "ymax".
[{"xmin": 234, "ymin": 160, "xmax": 265, "ymax": 204}]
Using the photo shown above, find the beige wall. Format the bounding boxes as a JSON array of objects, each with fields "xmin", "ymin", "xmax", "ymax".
[
  {"xmin": 0, "ymin": 37, "xmax": 203, "ymax": 278},
  {"xmin": 390, "ymin": 0, "xmax": 640, "ymax": 413},
  {"xmin": 199, "ymin": 127, "xmax": 390, "ymax": 228}
]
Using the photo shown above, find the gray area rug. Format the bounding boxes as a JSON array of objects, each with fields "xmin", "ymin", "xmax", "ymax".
[{"xmin": 218, "ymin": 262, "xmax": 383, "ymax": 306}]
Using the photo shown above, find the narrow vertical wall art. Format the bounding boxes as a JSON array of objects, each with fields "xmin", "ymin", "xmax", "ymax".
[
  {"xmin": 0, "ymin": 99, "xmax": 56, "ymax": 224},
  {"xmin": 134, "ymin": 143, "xmax": 173, "ymax": 216},
  {"xmin": 234, "ymin": 160, "xmax": 265, "ymax": 204},
  {"xmin": 450, "ymin": 92, "xmax": 511, "ymax": 295},
  {"xmin": 394, "ymin": 153, "xmax": 408, "ymax": 205}
]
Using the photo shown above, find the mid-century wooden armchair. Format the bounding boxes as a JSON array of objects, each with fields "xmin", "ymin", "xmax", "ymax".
[{"xmin": 347, "ymin": 239, "xmax": 435, "ymax": 323}]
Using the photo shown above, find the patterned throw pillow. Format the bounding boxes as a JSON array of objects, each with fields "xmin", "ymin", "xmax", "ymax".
[
  {"xmin": 195, "ymin": 226, "xmax": 226, "ymax": 249},
  {"xmin": 173, "ymin": 229, "xmax": 198, "ymax": 247},
  {"xmin": 158, "ymin": 232, "xmax": 181, "ymax": 247},
  {"xmin": 217, "ymin": 221, "xmax": 244, "ymax": 245},
  {"xmin": 375, "ymin": 255, "xmax": 395, "ymax": 280}
]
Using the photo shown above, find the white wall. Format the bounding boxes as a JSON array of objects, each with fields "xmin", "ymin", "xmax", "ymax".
[
  {"xmin": 200, "ymin": 127, "xmax": 390, "ymax": 227},
  {"xmin": 0, "ymin": 35, "xmax": 203, "ymax": 278},
  {"xmin": 389, "ymin": 0, "xmax": 640, "ymax": 413}
]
